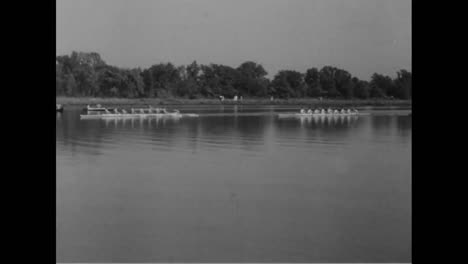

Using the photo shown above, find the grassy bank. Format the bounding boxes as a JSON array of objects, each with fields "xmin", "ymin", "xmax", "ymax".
[{"xmin": 56, "ymin": 96, "xmax": 411, "ymax": 107}]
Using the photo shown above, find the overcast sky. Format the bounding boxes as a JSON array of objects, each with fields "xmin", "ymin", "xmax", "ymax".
[{"xmin": 57, "ymin": 0, "xmax": 411, "ymax": 80}]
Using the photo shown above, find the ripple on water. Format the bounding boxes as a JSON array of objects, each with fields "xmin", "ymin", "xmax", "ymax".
[{"xmin": 56, "ymin": 107, "xmax": 411, "ymax": 263}]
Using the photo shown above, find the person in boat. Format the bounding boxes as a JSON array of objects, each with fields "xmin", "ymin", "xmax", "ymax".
[
  {"xmin": 321, "ymin": 108, "xmax": 325, "ymax": 114},
  {"xmin": 314, "ymin": 109, "xmax": 320, "ymax": 114},
  {"xmin": 327, "ymin": 108, "xmax": 333, "ymax": 114},
  {"xmin": 353, "ymin": 108, "xmax": 359, "ymax": 114},
  {"xmin": 122, "ymin": 109, "xmax": 127, "ymax": 114},
  {"xmin": 347, "ymin": 109, "xmax": 351, "ymax": 114},
  {"xmin": 162, "ymin": 108, "xmax": 168, "ymax": 114},
  {"xmin": 300, "ymin": 109, "xmax": 305, "ymax": 114},
  {"xmin": 307, "ymin": 109, "xmax": 313, "ymax": 114},
  {"xmin": 97, "ymin": 104, "xmax": 102, "ymax": 108},
  {"xmin": 341, "ymin": 109, "xmax": 346, "ymax": 114},
  {"xmin": 333, "ymin": 109, "xmax": 339, "ymax": 114},
  {"xmin": 105, "ymin": 109, "xmax": 111, "ymax": 114}
]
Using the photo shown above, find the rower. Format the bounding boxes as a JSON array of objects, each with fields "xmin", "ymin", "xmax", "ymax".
[
  {"xmin": 347, "ymin": 109, "xmax": 351, "ymax": 114},
  {"xmin": 300, "ymin": 109, "xmax": 305, "ymax": 114},
  {"xmin": 334, "ymin": 109, "xmax": 339, "ymax": 114},
  {"xmin": 307, "ymin": 109, "xmax": 313, "ymax": 114},
  {"xmin": 131, "ymin": 108, "xmax": 135, "ymax": 114},
  {"xmin": 321, "ymin": 109, "xmax": 325, "ymax": 114},
  {"xmin": 314, "ymin": 109, "xmax": 320, "ymax": 114},
  {"xmin": 327, "ymin": 108, "xmax": 333, "ymax": 114},
  {"xmin": 341, "ymin": 109, "xmax": 346, "ymax": 114},
  {"xmin": 105, "ymin": 109, "xmax": 110, "ymax": 114},
  {"xmin": 122, "ymin": 109, "xmax": 127, "ymax": 114}
]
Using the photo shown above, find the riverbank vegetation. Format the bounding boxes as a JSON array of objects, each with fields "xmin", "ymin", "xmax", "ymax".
[
  {"xmin": 56, "ymin": 52, "xmax": 412, "ymax": 100},
  {"xmin": 57, "ymin": 97, "xmax": 411, "ymax": 108}
]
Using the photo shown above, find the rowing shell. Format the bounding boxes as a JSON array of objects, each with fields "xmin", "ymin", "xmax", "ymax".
[
  {"xmin": 80, "ymin": 113, "xmax": 199, "ymax": 119},
  {"xmin": 277, "ymin": 113, "xmax": 368, "ymax": 118},
  {"xmin": 85, "ymin": 108, "xmax": 115, "ymax": 112}
]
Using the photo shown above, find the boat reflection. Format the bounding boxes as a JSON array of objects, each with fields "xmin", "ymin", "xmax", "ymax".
[
  {"xmin": 102, "ymin": 115, "xmax": 181, "ymax": 128},
  {"xmin": 297, "ymin": 114, "xmax": 359, "ymax": 126}
]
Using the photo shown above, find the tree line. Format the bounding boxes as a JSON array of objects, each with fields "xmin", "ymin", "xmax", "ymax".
[{"xmin": 56, "ymin": 51, "xmax": 411, "ymax": 100}]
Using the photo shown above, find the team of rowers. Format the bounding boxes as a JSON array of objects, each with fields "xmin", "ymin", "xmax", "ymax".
[
  {"xmin": 103, "ymin": 107, "xmax": 179, "ymax": 115},
  {"xmin": 299, "ymin": 107, "xmax": 359, "ymax": 115}
]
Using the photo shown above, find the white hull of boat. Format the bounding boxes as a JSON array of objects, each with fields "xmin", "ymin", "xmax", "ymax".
[
  {"xmin": 86, "ymin": 108, "xmax": 109, "ymax": 111},
  {"xmin": 80, "ymin": 113, "xmax": 199, "ymax": 119}
]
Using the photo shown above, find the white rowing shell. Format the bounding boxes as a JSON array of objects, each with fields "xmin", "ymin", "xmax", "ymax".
[{"xmin": 80, "ymin": 113, "xmax": 199, "ymax": 119}]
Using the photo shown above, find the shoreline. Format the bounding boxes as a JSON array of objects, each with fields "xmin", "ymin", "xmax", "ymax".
[{"xmin": 56, "ymin": 96, "xmax": 412, "ymax": 107}]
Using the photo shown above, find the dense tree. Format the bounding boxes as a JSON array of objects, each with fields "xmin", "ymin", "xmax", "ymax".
[
  {"xmin": 393, "ymin": 70, "xmax": 412, "ymax": 99},
  {"xmin": 270, "ymin": 70, "xmax": 305, "ymax": 98},
  {"xmin": 370, "ymin": 73, "xmax": 394, "ymax": 98},
  {"xmin": 236, "ymin": 61, "xmax": 269, "ymax": 96},
  {"xmin": 74, "ymin": 64, "xmax": 98, "ymax": 96},
  {"xmin": 56, "ymin": 51, "xmax": 412, "ymax": 100},
  {"xmin": 186, "ymin": 61, "xmax": 201, "ymax": 81},
  {"xmin": 353, "ymin": 78, "xmax": 371, "ymax": 99},
  {"xmin": 334, "ymin": 69, "xmax": 354, "ymax": 98},
  {"xmin": 64, "ymin": 74, "xmax": 77, "ymax": 96},
  {"xmin": 319, "ymin": 66, "xmax": 341, "ymax": 97},
  {"xmin": 96, "ymin": 65, "xmax": 124, "ymax": 96},
  {"xmin": 146, "ymin": 63, "xmax": 181, "ymax": 97},
  {"xmin": 304, "ymin": 68, "xmax": 322, "ymax": 97},
  {"xmin": 198, "ymin": 64, "xmax": 240, "ymax": 97},
  {"xmin": 56, "ymin": 62, "xmax": 66, "ymax": 95}
]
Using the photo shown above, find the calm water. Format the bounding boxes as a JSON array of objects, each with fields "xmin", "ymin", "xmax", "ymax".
[{"xmin": 56, "ymin": 105, "xmax": 411, "ymax": 263}]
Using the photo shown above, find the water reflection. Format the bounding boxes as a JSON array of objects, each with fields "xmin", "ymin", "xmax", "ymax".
[
  {"xmin": 371, "ymin": 115, "xmax": 395, "ymax": 132},
  {"xmin": 57, "ymin": 107, "xmax": 411, "ymax": 262},
  {"xmin": 396, "ymin": 115, "xmax": 412, "ymax": 142},
  {"xmin": 296, "ymin": 115, "xmax": 359, "ymax": 127},
  {"xmin": 102, "ymin": 116, "xmax": 181, "ymax": 129},
  {"xmin": 368, "ymin": 115, "xmax": 412, "ymax": 144},
  {"xmin": 57, "ymin": 109, "xmax": 412, "ymax": 158}
]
